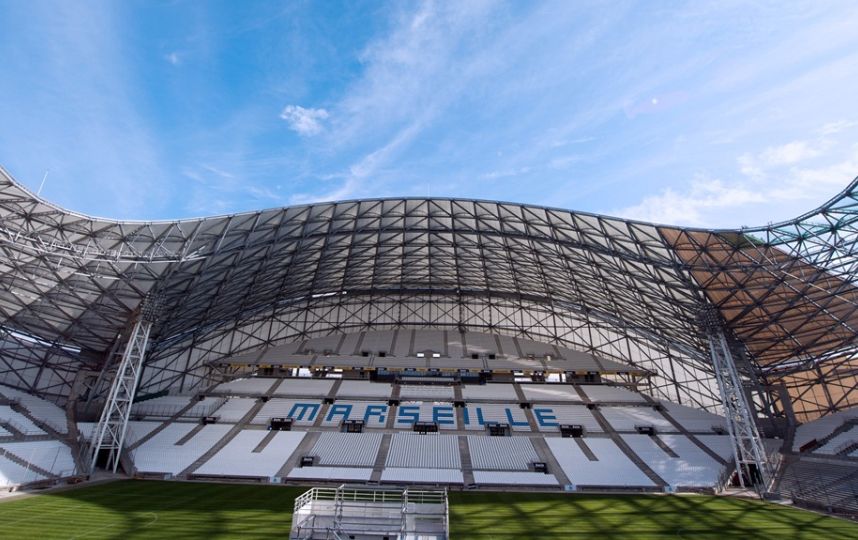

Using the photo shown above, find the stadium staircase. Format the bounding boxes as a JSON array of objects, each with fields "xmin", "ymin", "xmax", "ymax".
[
  {"xmin": 837, "ymin": 441, "xmax": 858, "ymax": 457},
  {"xmin": 369, "ymin": 434, "xmax": 393, "ymax": 482},
  {"xmin": 654, "ymin": 402, "xmax": 728, "ymax": 466},
  {"xmin": 530, "ymin": 436, "xmax": 572, "ymax": 485},
  {"xmin": 125, "ymin": 397, "xmax": 203, "ymax": 452},
  {"xmin": 277, "ymin": 431, "xmax": 321, "ymax": 478},
  {"xmin": 0, "ymin": 447, "xmax": 58, "ymax": 479},
  {"xmin": 805, "ymin": 419, "xmax": 858, "ymax": 453},
  {"xmin": 181, "ymin": 398, "xmax": 268, "ymax": 477},
  {"xmin": 457, "ymin": 435, "xmax": 475, "ymax": 485}
]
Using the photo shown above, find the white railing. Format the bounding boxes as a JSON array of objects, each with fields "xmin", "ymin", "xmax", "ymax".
[{"xmin": 290, "ymin": 485, "xmax": 448, "ymax": 539}]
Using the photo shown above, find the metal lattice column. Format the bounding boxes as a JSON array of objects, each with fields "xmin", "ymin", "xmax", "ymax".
[
  {"xmin": 705, "ymin": 320, "xmax": 773, "ymax": 492},
  {"xmin": 88, "ymin": 309, "xmax": 155, "ymax": 473}
]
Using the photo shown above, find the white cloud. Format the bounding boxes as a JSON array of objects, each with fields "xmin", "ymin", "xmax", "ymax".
[
  {"xmin": 615, "ymin": 176, "xmax": 766, "ymax": 226},
  {"xmin": 165, "ymin": 52, "xmax": 180, "ymax": 65},
  {"xmin": 280, "ymin": 105, "xmax": 329, "ymax": 136},
  {"xmin": 612, "ymin": 118, "xmax": 858, "ymax": 227},
  {"xmin": 819, "ymin": 120, "xmax": 858, "ymax": 136},
  {"xmin": 757, "ymin": 141, "xmax": 821, "ymax": 167}
]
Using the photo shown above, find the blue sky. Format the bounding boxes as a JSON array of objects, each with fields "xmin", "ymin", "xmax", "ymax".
[{"xmin": 1, "ymin": 1, "xmax": 857, "ymax": 227}]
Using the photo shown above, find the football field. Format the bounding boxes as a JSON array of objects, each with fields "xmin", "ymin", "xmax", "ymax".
[{"xmin": 0, "ymin": 480, "xmax": 856, "ymax": 539}]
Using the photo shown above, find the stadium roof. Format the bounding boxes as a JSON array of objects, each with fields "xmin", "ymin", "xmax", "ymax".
[{"xmin": 1, "ymin": 166, "xmax": 857, "ymax": 420}]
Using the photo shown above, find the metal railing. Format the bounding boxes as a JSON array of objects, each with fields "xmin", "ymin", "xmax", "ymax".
[{"xmin": 291, "ymin": 485, "xmax": 448, "ymax": 539}]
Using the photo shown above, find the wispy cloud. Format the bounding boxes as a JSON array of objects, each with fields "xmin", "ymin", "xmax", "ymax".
[
  {"xmin": 165, "ymin": 51, "xmax": 180, "ymax": 65},
  {"xmin": 613, "ymin": 122, "xmax": 858, "ymax": 227},
  {"xmin": 280, "ymin": 105, "xmax": 329, "ymax": 136}
]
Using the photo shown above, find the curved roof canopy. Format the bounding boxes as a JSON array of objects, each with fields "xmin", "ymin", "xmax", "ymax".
[{"xmin": 1, "ymin": 166, "xmax": 857, "ymax": 417}]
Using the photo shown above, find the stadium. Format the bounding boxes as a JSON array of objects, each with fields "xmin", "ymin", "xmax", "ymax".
[{"xmin": 0, "ymin": 164, "xmax": 857, "ymax": 539}]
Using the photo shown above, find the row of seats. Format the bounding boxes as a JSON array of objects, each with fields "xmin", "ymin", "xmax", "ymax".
[
  {"xmin": 793, "ymin": 407, "xmax": 858, "ymax": 452},
  {"xmin": 211, "ymin": 378, "xmax": 656, "ymax": 404},
  {"xmin": 240, "ymin": 398, "xmax": 720, "ymax": 434},
  {"xmin": 132, "ymin": 396, "xmax": 224, "ymax": 418},
  {"xmin": 0, "ymin": 405, "xmax": 45, "ymax": 435},
  {"xmin": 0, "ymin": 385, "xmax": 68, "ymax": 433},
  {"xmin": 0, "ymin": 440, "xmax": 76, "ymax": 479},
  {"xmin": 120, "ymin": 420, "xmax": 736, "ymax": 490}
]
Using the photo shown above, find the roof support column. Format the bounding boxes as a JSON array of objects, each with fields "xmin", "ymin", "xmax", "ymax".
[
  {"xmin": 88, "ymin": 297, "xmax": 159, "ymax": 474},
  {"xmin": 701, "ymin": 308, "xmax": 773, "ymax": 494}
]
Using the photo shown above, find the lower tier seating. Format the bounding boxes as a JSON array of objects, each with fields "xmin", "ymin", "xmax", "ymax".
[
  {"xmin": 131, "ymin": 423, "xmax": 231, "ymax": 475},
  {"xmin": 621, "ymin": 434, "xmax": 723, "ymax": 488},
  {"xmin": 546, "ymin": 437, "xmax": 655, "ymax": 487},
  {"xmin": 195, "ymin": 430, "xmax": 305, "ymax": 478}
]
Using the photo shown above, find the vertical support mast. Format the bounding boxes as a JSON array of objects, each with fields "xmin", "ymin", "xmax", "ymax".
[
  {"xmin": 701, "ymin": 308, "xmax": 772, "ymax": 492},
  {"xmin": 89, "ymin": 297, "xmax": 159, "ymax": 473}
]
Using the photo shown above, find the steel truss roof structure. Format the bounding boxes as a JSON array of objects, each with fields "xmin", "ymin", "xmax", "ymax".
[{"xmin": 1, "ymin": 166, "xmax": 857, "ymax": 421}]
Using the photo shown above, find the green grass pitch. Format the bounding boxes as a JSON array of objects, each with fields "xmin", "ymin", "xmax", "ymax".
[{"xmin": 0, "ymin": 480, "xmax": 856, "ymax": 539}]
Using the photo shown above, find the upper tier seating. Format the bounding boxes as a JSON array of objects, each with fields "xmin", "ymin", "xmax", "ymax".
[
  {"xmin": 815, "ymin": 425, "xmax": 858, "ymax": 455},
  {"xmin": 132, "ymin": 396, "xmax": 223, "ymax": 418},
  {"xmin": 461, "ymin": 404, "xmax": 530, "ymax": 431},
  {"xmin": 793, "ymin": 407, "xmax": 858, "ymax": 451},
  {"xmin": 659, "ymin": 401, "xmax": 726, "ymax": 433},
  {"xmin": 534, "ymin": 405, "xmax": 602, "ymax": 433},
  {"xmin": 546, "ymin": 437, "xmax": 654, "ymax": 487},
  {"xmin": 398, "ymin": 385, "xmax": 456, "ymax": 401},
  {"xmin": 274, "ymin": 379, "xmax": 334, "ymax": 398},
  {"xmin": 520, "ymin": 384, "xmax": 582, "ymax": 402},
  {"xmin": 310, "ymin": 433, "xmax": 382, "ymax": 467},
  {"xmin": 195, "ymin": 430, "xmax": 305, "ymax": 478},
  {"xmin": 337, "ymin": 380, "xmax": 393, "ymax": 399},
  {"xmin": 386, "ymin": 433, "xmax": 460, "ymax": 469},
  {"xmin": 621, "ymin": 434, "xmax": 723, "ymax": 488},
  {"xmin": 320, "ymin": 401, "xmax": 390, "ymax": 428},
  {"xmin": 467, "ymin": 435, "xmax": 539, "ymax": 470},
  {"xmin": 0, "ymin": 440, "xmax": 76, "ymax": 477},
  {"xmin": 0, "ymin": 405, "xmax": 46, "ymax": 435},
  {"xmin": 601, "ymin": 406, "xmax": 676, "ymax": 432},
  {"xmin": 461, "ymin": 384, "xmax": 518, "ymax": 401},
  {"xmin": 212, "ymin": 397, "xmax": 258, "ymax": 422},
  {"xmin": 78, "ymin": 421, "xmax": 161, "ymax": 447},
  {"xmin": 395, "ymin": 402, "xmax": 457, "ymax": 430},
  {"xmin": 131, "ymin": 423, "xmax": 231, "ymax": 475},
  {"xmin": 212, "ymin": 378, "xmax": 278, "ymax": 395},
  {"xmin": 0, "ymin": 385, "xmax": 67, "ymax": 433},
  {"xmin": 253, "ymin": 399, "xmax": 322, "ymax": 426},
  {"xmin": 580, "ymin": 385, "xmax": 647, "ymax": 403}
]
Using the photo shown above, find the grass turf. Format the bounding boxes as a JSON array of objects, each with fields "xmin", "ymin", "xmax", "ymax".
[
  {"xmin": 449, "ymin": 491, "xmax": 858, "ymax": 539},
  {"xmin": 0, "ymin": 480, "xmax": 855, "ymax": 539}
]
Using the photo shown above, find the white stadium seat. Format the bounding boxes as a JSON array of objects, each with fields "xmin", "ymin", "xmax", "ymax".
[
  {"xmin": 621, "ymin": 434, "xmax": 723, "ymax": 488},
  {"xmin": 467, "ymin": 435, "xmax": 539, "ymax": 470},
  {"xmin": 600, "ymin": 406, "xmax": 676, "ymax": 432},
  {"xmin": 546, "ymin": 437, "xmax": 654, "ymax": 487},
  {"xmin": 212, "ymin": 378, "xmax": 278, "ymax": 395},
  {"xmin": 310, "ymin": 432, "xmax": 382, "ymax": 467},
  {"xmin": 520, "ymin": 384, "xmax": 582, "ymax": 402},
  {"xmin": 580, "ymin": 385, "xmax": 647, "ymax": 403},
  {"xmin": 287, "ymin": 467, "xmax": 373, "ymax": 482},
  {"xmin": 473, "ymin": 471, "xmax": 558, "ymax": 486},
  {"xmin": 196, "ymin": 430, "xmax": 305, "ymax": 477},
  {"xmin": 386, "ymin": 433, "xmax": 460, "ymax": 469},
  {"xmin": 0, "ymin": 385, "xmax": 67, "ymax": 433},
  {"xmin": 131, "ymin": 423, "xmax": 231, "ymax": 475}
]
